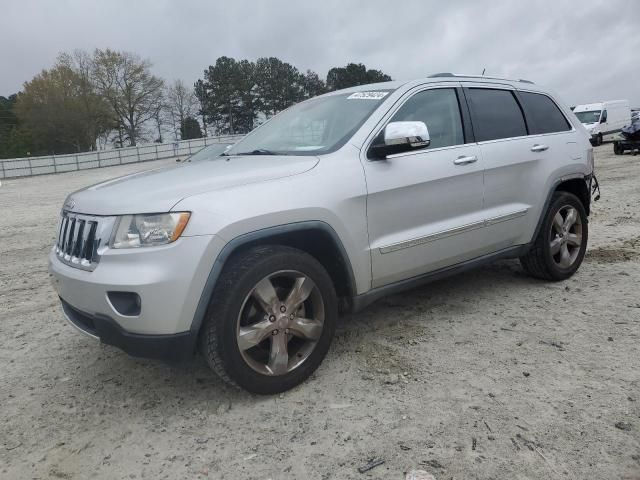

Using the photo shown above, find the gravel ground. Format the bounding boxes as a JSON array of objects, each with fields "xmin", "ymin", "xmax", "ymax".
[{"xmin": 1, "ymin": 146, "xmax": 639, "ymax": 480}]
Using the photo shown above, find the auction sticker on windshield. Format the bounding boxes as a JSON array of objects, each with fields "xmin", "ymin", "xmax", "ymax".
[{"xmin": 347, "ymin": 91, "xmax": 389, "ymax": 100}]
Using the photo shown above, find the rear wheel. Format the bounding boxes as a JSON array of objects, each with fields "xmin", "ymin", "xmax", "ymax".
[
  {"xmin": 520, "ymin": 192, "xmax": 588, "ymax": 281},
  {"xmin": 199, "ymin": 245, "xmax": 337, "ymax": 394}
]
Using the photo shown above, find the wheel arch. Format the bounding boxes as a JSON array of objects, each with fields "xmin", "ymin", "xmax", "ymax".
[
  {"xmin": 555, "ymin": 177, "xmax": 591, "ymax": 215},
  {"xmin": 529, "ymin": 176, "xmax": 591, "ymax": 246},
  {"xmin": 189, "ymin": 221, "xmax": 357, "ymax": 338}
]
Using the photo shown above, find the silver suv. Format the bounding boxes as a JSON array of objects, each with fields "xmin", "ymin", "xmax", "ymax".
[{"xmin": 50, "ymin": 74, "xmax": 595, "ymax": 394}]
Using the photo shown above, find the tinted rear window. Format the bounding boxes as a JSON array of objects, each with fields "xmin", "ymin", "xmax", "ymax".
[
  {"xmin": 519, "ymin": 91, "xmax": 571, "ymax": 134},
  {"xmin": 466, "ymin": 88, "xmax": 527, "ymax": 141}
]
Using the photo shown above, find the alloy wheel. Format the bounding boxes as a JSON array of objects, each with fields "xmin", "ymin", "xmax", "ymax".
[
  {"xmin": 549, "ymin": 205, "xmax": 583, "ymax": 268},
  {"xmin": 236, "ymin": 270, "xmax": 325, "ymax": 376}
]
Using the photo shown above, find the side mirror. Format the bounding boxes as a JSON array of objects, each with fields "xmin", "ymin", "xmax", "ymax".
[
  {"xmin": 369, "ymin": 121, "xmax": 430, "ymax": 159},
  {"xmin": 600, "ymin": 112, "xmax": 607, "ymax": 123}
]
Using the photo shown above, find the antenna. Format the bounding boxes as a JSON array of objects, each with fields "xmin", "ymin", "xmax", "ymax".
[{"xmin": 482, "ymin": 68, "xmax": 486, "ymax": 76}]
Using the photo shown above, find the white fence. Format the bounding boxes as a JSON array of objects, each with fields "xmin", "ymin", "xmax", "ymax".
[{"xmin": 0, "ymin": 135, "xmax": 243, "ymax": 179}]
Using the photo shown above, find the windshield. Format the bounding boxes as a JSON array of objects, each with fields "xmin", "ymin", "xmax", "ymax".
[
  {"xmin": 575, "ymin": 110, "xmax": 601, "ymax": 124},
  {"xmin": 187, "ymin": 143, "xmax": 232, "ymax": 162},
  {"xmin": 226, "ymin": 90, "xmax": 393, "ymax": 156}
]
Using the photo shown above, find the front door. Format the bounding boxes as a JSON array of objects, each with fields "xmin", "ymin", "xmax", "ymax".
[{"xmin": 362, "ymin": 86, "xmax": 485, "ymax": 288}]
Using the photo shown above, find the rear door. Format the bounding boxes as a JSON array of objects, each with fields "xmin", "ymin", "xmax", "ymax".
[
  {"xmin": 464, "ymin": 85, "xmax": 574, "ymax": 249},
  {"xmin": 362, "ymin": 85, "xmax": 485, "ymax": 288},
  {"xmin": 464, "ymin": 86, "xmax": 534, "ymax": 251},
  {"xmin": 515, "ymin": 89, "xmax": 577, "ymax": 238}
]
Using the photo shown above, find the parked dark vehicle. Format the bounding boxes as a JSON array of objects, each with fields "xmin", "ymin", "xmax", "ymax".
[
  {"xmin": 620, "ymin": 119, "xmax": 640, "ymax": 141},
  {"xmin": 613, "ymin": 118, "xmax": 640, "ymax": 155}
]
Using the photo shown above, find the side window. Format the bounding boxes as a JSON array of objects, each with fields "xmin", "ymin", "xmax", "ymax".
[
  {"xmin": 518, "ymin": 91, "xmax": 571, "ymax": 134},
  {"xmin": 466, "ymin": 88, "xmax": 527, "ymax": 142},
  {"xmin": 388, "ymin": 88, "xmax": 464, "ymax": 149}
]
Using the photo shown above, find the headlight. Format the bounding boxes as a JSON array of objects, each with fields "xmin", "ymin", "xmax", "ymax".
[{"xmin": 111, "ymin": 212, "xmax": 190, "ymax": 249}]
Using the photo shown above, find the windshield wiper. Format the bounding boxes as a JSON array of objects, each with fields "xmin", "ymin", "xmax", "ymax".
[{"xmin": 236, "ymin": 149, "xmax": 278, "ymax": 156}]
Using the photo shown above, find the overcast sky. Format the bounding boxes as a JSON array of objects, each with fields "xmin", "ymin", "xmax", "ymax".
[{"xmin": 2, "ymin": 0, "xmax": 639, "ymax": 106}]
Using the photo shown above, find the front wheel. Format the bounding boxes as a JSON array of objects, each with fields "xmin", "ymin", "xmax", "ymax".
[
  {"xmin": 520, "ymin": 192, "xmax": 588, "ymax": 281},
  {"xmin": 596, "ymin": 133, "xmax": 603, "ymax": 146},
  {"xmin": 199, "ymin": 245, "xmax": 337, "ymax": 394}
]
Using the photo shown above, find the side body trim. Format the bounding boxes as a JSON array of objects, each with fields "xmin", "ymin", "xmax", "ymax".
[
  {"xmin": 379, "ymin": 209, "xmax": 529, "ymax": 254},
  {"xmin": 379, "ymin": 221, "xmax": 485, "ymax": 254},
  {"xmin": 486, "ymin": 208, "xmax": 529, "ymax": 226}
]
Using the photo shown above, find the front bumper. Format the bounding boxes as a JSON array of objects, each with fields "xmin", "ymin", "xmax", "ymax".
[
  {"xmin": 49, "ymin": 234, "xmax": 226, "ymax": 359},
  {"xmin": 60, "ymin": 299, "xmax": 194, "ymax": 361}
]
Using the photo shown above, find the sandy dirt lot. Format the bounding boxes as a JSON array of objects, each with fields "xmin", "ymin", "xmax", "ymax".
[{"xmin": 1, "ymin": 147, "xmax": 639, "ymax": 479}]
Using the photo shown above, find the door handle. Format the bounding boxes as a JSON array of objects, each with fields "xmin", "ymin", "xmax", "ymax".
[
  {"xmin": 531, "ymin": 144, "xmax": 549, "ymax": 152},
  {"xmin": 454, "ymin": 155, "xmax": 478, "ymax": 165}
]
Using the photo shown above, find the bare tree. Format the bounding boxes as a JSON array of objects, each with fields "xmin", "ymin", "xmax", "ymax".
[
  {"xmin": 153, "ymin": 106, "xmax": 163, "ymax": 143},
  {"xmin": 91, "ymin": 49, "xmax": 164, "ymax": 146},
  {"xmin": 166, "ymin": 80, "xmax": 197, "ymax": 140}
]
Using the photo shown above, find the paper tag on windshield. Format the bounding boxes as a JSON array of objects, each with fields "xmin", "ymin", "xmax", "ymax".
[{"xmin": 347, "ymin": 91, "xmax": 389, "ymax": 100}]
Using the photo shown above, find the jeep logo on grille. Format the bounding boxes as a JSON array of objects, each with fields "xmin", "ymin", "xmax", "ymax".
[{"xmin": 64, "ymin": 198, "xmax": 76, "ymax": 210}]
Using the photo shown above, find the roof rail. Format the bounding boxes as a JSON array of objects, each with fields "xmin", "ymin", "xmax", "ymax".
[{"xmin": 428, "ymin": 73, "xmax": 535, "ymax": 84}]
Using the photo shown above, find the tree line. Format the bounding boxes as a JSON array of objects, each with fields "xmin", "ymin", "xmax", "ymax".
[
  {"xmin": 0, "ymin": 50, "xmax": 391, "ymax": 159},
  {"xmin": 195, "ymin": 56, "xmax": 390, "ymax": 135}
]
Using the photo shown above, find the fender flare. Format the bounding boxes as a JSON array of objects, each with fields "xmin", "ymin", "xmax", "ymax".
[
  {"xmin": 188, "ymin": 220, "xmax": 357, "ymax": 339},
  {"xmin": 529, "ymin": 174, "xmax": 591, "ymax": 245}
]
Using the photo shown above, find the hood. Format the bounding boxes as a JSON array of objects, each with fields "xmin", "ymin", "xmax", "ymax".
[{"xmin": 65, "ymin": 155, "xmax": 319, "ymax": 215}]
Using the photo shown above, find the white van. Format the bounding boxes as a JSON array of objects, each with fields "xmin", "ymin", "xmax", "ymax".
[{"xmin": 573, "ymin": 100, "xmax": 631, "ymax": 146}]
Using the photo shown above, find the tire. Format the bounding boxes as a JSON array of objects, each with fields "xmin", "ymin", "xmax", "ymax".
[
  {"xmin": 597, "ymin": 133, "xmax": 603, "ymax": 146},
  {"xmin": 613, "ymin": 142, "xmax": 624, "ymax": 155},
  {"xmin": 199, "ymin": 245, "xmax": 337, "ymax": 394},
  {"xmin": 520, "ymin": 192, "xmax": 588, "ymax": 281}
]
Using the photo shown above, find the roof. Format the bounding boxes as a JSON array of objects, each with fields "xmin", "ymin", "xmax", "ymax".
[
  {"xmin": 574, "ymin": 100, "xmax": 628, "ymax": 111},
  {"xmin": 320, "ymin": 73, "xmax": 543, "ymax": 98},
  {"xmin": 428, "ymin": 72, "xmax": 535, "ymax": 84}
]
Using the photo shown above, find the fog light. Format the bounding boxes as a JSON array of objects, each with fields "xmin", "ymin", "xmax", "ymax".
[{"xmin": 107, "ymin": 292, "xmax": 141, "ymax": 317}]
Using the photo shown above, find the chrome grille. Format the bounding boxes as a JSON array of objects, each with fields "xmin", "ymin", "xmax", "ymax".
[{"xmin": 55, "ymin": 211, "xmax": 115, "ymax": 271}]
